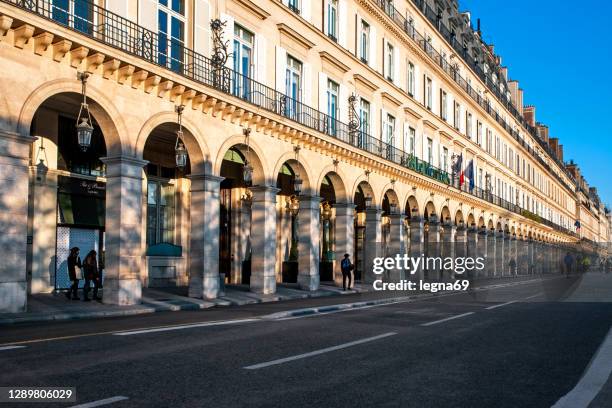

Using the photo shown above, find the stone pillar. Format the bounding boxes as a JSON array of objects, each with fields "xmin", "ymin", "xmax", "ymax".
[
  {"xmin": 528, "ymin": 239, "xmax": 535, "ymax": 274},
  {"xmin": 409, "ymin": 217, "xmax": 424, "ymax": 280},
  {"xmin": 100, "ymin": 156, "xmax": 147, "ymax": 305},
  {"xmin": 495, "ymin": 231, "xmax": 505, "ymax": 277},
  {"xmin": 333, "ymin": 203, "xmax": 355, "ymax": 286},
  {"xmin": 454, "ymin": 225, "xmax": 467, "ymax": 279},
  {"xmin": 188, "ymin": 174, "xmax": 223, "ymax": 299},
  {"xmin": 476, "ymin": 228, "xmax": 488, "ymax": 278},
  {"xmin": 486, "ymin": 230, "xmax": 497, "ymax": 277},
  {"xmin": 28, "ymin": 168, "xmax": 58, "ymax": 294},
  {"xmin": 297, "ymin": 196, "xmax": 321, "ymax": 291},
  {"xmin": 441, "ymin": 222, "xmax": 456, "ymax": 281},
  {"xmin": 503, "ymin": 233, "xmax": 511, "ymax": 276},
  {"xmin": 363, "ymin": 208, "xmax": 382, "ymax": 283},
  {"xmin": 518, "ymin": 237, "xmax": 529, "ymax": 275},
  {"xmin": 0, "ymin": 132, "xmax": 34, "ymax": 312},
  {"xmin": 426, "ymin": 219, "xmax": 442, "ymax": 281},
  {"xmin": 466, "ymin": 226, "xmax": 478, "ymax": 279},
  {"xmin": 387, "ymin": 212, "xmax": 403, "ymax": 282},
  {"xmin": 510, "ymin": 236, "xmax": 518, "ymax": 276},
  {"xmin": 250, "ymin": 186, "xmax": 280, "ymax": 294}
]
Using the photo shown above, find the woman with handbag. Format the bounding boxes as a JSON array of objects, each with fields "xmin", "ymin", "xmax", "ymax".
[
  {"xmin": 65, "ymin": 247, "xmax": 81, "ymax": 300},
  {"xmin": 82, "ymin": 250, "xmax": 100, "ymax": 302}
]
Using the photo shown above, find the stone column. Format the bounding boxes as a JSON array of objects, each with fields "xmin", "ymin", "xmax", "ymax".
[
  {"xmin": 518, "ymin": 237, "xmax": 528, "ymax": 275},
  {"xmin": 100, "ymin": 156, "xmax": 147, "ymax": 305},
  {"xmin": 528, "ymin": 239, "xmax": 535, "ymax": 274},
  {"xmin": 188, "ymin": 174, "xmax": 223, "ymax": 299},
  {"xmin": 503, "ymin": 233, "xmax": 511, "ymax": 276},
  {"xmin": 427, "ymin": 219, "xmax": 442, "ymax": 281},
  {"xmin": 297, "ymin": 196, "xmax": 321, "ymax": 291},
  {"xmin": 409, "ymin": 217, "xmax": 424, "ymax": 280},
  {"xmin": 363, "ymin": 208, "xmax": 383, "ymax": 283},
  {"xmin": 250, "ymin": 186, "xmax": 280, "ymax": 294},
  {"xmin": 510, "ymin": 235, "xmax": 518, "ymax": 276},
  {"xmin": 486, "ymin": 230, "xmax": 497, "ymax": 277},
  {"xmin": 387, "ymin": 212, "xmax": 403, "ymax": 282},
  {"xmin": 495, "ymin": 231, "xmax": 505, "ymax": 277},
  {"xmin": 333, "ymin": 203, "xmax": 355, "ymax": 286},
  {"xmin": 454, "ymin": 225, "xmax": 467, "ymax": 279},
  {"xmin": 441, "ymin": 222, "xmax": 456, "ymax": 281},
  {"xmin": 476, "ymin": 228, "xmax": 488, "ymax": 278},
  {"xmin": 0, "ymin": 132, "xmax": 34, "ymax": 312},
  {"xmin": 466, "ymin": 226, "xmax": 478, "ymax": 279}
]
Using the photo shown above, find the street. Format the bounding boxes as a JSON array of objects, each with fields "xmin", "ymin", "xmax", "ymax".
[{"xmin": 1, "ymin": 273, "xmax": 612, "ymax": 408}]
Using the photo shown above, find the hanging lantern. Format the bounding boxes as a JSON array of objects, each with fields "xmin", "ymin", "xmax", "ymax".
[
  {"xmin": 76, "ymin": 72, "xmax": 93, "ymax": 151},
  {"xmin": 289, "ymin": 195, "xmax": 300, "ymax": 216},
  {"xmin": 175, "ymin": 135, "xmax": 187, "ymax": 170},
  {"xmin": 321, "ymin": 201, "xmax": 332, "ymax": 220},
  {"xmin": 389, "ymin": 202, "xmax": 398, "ymax": 214},
  {"xmin": 364, "ymin": 193, "xmax": 373, "ymax": 209},
  {"xmin": 293, "ymin": 173, "xmax": 303, "ymax": 196},
  {"xmin": 243, "ymin": 161, "xmax": 253, "ymax": 185}
]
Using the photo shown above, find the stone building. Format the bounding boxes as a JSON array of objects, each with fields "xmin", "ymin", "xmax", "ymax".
[{"xmin": 0, "ymin": 0, "xmax": 608, "ymax": 312}]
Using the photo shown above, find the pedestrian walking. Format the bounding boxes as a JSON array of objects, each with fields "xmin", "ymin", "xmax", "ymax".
[
  {"xmin": 65, "ymin": 247, "xmax": 81, "ymax": 300},
  {"xmin": 82, "ymin": 250, "xmax": 100, "ymax": 301},
  {"xmin": 564, "ymin": 252, "xmax": 573, "ymax": 278},
  {"xmin": 341, "ymin": 253, "xmax": 354, "ymax": 291}
]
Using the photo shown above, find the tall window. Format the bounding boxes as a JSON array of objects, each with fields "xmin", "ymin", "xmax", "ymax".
[
  {"xmin": 285, "ymin": 55, "xmax": 302, "ymax": 117},
  {"xmin": 147, "ymin": 180, "xmax": 176, "ymax": 245},
  {"xmin": 359, "ymin": 98, "xmax": 371, "ymax": 143},
  {"xmin": 327, "ymin": 79, "xmax": 339, "ymax": 135},
  {"xmin": 425, "ymin": 77, "xmax": 432, "ymax": 110},
  {"xmin": 407, "ymin": 62, "xmax": 415, "ymax": 96},
  {"xmin": 453, "ymin": 102, "xmax": 460, "ymax": 129},
  {"xmin": 288, "ymin": 0, "xmax": 300, "ymax": 13},
  {"xmin": 442, "ymin": 147, "xmax": 448, "ymax": 172},
  {"xmin": 407, "ymin": 127, "xmax": 416, "ymax": 155},
  {"xmin": 440, "ymin": 90, "xmax": 447, "ymax": 121},
  {"xmin": 233, "ymin": 24, "xmax": 254, "ymax": 99},
  {"xmin": 477, "ymin": 121, "xmax": 483, "ymax": 146},
  {"xmin": 158, "ymin": 0, "xmax": 185, "ymax": 72},
  {"xmin": 466, "ymin": 112, "xmax": 473, "ymax": 138},
  {"xmin": 427, "ymin": 138, "xmax": 433, "ymax": 165},
  {"xmin": 384, "ymin": 113, "xmax": 395, "ymax": 146},
  {"xmin": 327, "ymin": 0, "xmax": 338, "ymax": 41},
  {"xmin": 386, "ymin": 42, "xmax": 394, "ymax": 81},
  {"xmin": 52, "ymin": 0, "xmax": 93, "ymax": 34},
  {"xmin": 360, "ymin": 20, "xmax": 370, "ymax": 63}
]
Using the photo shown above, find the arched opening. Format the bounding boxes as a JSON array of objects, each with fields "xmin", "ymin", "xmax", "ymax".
[
  {"xmin": 381, "ymin": 189, "xmax": 399, "ymax": 258},
  {"xmin": 440, "ymin": 206, "xmax": 451, "ymax": 225},
  {"xmin": 467, "ymin": 213, "xmax": 475, "ymax": 228},
  {"xmin": 218, "ymin": 143, "xmax": 266, "ymax": 286},
  {"xmin": 353, "ymin": 181, "xmax": 375, "ymax": 282},
  {"xmin": 28, "ymin": 92, "xmax": 114, "ymax": 295}
]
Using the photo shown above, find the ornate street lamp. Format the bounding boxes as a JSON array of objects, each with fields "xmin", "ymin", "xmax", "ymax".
[
  {"xmin": 174, "ymin": 105, "xmax": 187, "ymax": 169},
  {"xmin": 292, "ymin": 146, "xmax": 302, "ymax": 195},
  {"xmin": 389, "ymin": 201, "xmax": 398, "ymax": 215},
  {"xmin": 364, "ymin": 193, "xmax": 373, "ymax": 209},
  {"xmin": 34, "ymin": 136, "xmax": 48, "ymax": 183},
  {"xmin": 76, "ymin": 72, "xmax": 94, "ymax": 151},
  {"xmin": 289, "ymin": 195, "xmax": 300, "ymax": 216},
  {"xmin": 243, "ymin": 128, "xmax": 253, "ymax": 185}
]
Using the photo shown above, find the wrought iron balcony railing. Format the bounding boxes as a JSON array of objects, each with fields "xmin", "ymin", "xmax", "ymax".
[{"xmin": 2, "ymin": 0, "xmax": 577, "ymax": 239}]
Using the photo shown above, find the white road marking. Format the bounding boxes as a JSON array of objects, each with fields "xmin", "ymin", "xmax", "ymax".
[
  {"xmin": 552, "ymin": 325, "xmax": 612, "ymax": 408},
  {"xmin": 485, "ymin": 300, "xmax": 518, "ymax": 310},
  {"xmin": 0, "ymin": 345, "xmax": 26, "ymax": 351},
  {"xmin": 113, "ymin": 318, "xmax": 258, "ymax": 336},
  {"xmin": 421, "ymin": 312, "xmax": 475, "ymax": 326},
  {"xmin": 523, "ymin": 293, "xmax": 542, "ymax": 300},
  {"xmin": 243, "ymin": 332, "xmax": 397, "ymax": 369},
  {"xmin": 70, "ymin": 396, "xmax": 128, "ymax": 408}
]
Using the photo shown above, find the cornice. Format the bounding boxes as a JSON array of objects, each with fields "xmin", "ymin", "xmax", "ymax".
[
  {"xmin": 319, "ymin": 51, "xmax": 350, "ymax": 74},
  {"xmin": 277, "ymin": 23, "xmax": 315, "ymax": 50}
]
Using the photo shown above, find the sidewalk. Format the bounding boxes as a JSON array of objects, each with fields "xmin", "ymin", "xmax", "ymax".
[
  {"xmin": 561, "ymin": 270, "xmax": 612, "ymax": 302},
  {"xmin": 0, "ymin": 282, "xmax": 370, "ymax": 325}
]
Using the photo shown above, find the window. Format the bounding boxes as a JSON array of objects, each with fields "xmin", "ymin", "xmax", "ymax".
[
  {"xmin": 288, "ymin": 0, "xmax": 300, "ymax": 13},
  {"xmin": 52, "ymin": 0, "xmax": 93, "ymax": 34},
  {"xmin": 360, "ymin": 20, "xmax": 370, "ymax": 63},
  {"xmin": 486, "ymin": 129, "xmax": 492, "ymax": 154},
  {"xmin": 440, "ymin": 90, "xmax": 447, "ymax": 121},
  {"xmin": 407, "ymin": 127, "xmax": 416, "ymax": 155},
  {"xmin": 384, "ymin": 113, "xmax": 396, "ymax": 146},
  {"xmin": 285, "ymin": 55, "xmax": 302, "ymax": 117},
  {"xmin": 327, "ymin": 0, "xmax": 338, "ymax": 41},
  {"xmin": 454, "ymin": 102, "xmax": 460, "ymax": 129},
  {"xmin": 327, "ymin": 79, "xmax": 339, "ymax": 135},
  {"xmin": 359, "ymin": 98, "xmax": 370, "ymax": 146},
  {"xmin": 425, "ymin": 76, "xmax": 432, "ymax": 110},
  {"xmin": 233, "ymin": 24, "xmax": 254, "ymax": 99},
  {"xmin": 466, "ymin": 112, "xmax": 473, "ymax": 138},
  {"xmin": 442, "ymin": 147, "xmax": 448, "ymax": 172},
  {"xmin": 386, "ymin": 42, "xmax": 394, "ymax": 81},
  {"xmin": 477, "ymin": 121, "xmax": 483, "ymax": 146},
  {"xmin": 147, "ymin": 180, "xmax": 176, "ymax": 246},
  {"xmin": 478, "ymin": 168, "xmax": 483, "ymax": 189},
  {"xmin": 427, "ymin": 138, "xmax": 433, "ymax": 165},
  {"xmin": 407, "ymin": 62, "xmax": 415, "ymax": 96},
  {"xmin": 158, "ymin": 0, "xmax": 185, "ymax": 72}
]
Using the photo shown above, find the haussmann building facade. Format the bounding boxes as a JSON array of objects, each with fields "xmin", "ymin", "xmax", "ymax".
[{"xmin": 0, "ymin": 0, "xmax": 609, "ymax": 312}]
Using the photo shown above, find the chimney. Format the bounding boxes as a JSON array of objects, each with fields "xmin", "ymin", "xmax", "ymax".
[
  {"xmin": 523, "ymin": 105, "xmax": 536, "ymax": 127},
  {"xmin": 558, "ymin": 144, "xmax": 564, "ymax": 162},
  {"xmin": 500, "ymin": 67, "xmax": 508, "ymax": 81},
  {"xmin": 549, "ymin": 137, "xmax": 559, "ymax": 157},
  {"xmin": 566, "ymin": 160, "xmax": 580, "ymax": 180},
  {"xmin": 508, "ymin": 81, "xmax": 519, "ymax": 109},
  {"xmin": 518, "ymin": 89, "xmax": 524, "ymax": 115},
  {"xmin": 536, "ymin": 124, "xmax": 549, "ymax": 143}
]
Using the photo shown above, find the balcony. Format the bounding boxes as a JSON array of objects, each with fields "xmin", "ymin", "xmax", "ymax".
[{"xmin": 1, "ymin": 0, "xmax": 577, "ymax": 239}]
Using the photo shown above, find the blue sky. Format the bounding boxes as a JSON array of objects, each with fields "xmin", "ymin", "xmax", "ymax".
[{"xmin": 460, "ymin": 0, "xmax": 612, "ymax": 208}]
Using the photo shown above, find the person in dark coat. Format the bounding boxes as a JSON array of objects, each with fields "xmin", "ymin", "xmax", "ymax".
[
  {"xmin": 341, "ymin": 253, "xmax": 354, "ymax": 291},
  {"xmin": 82, "ymin": 250, "xmax": 100, "ymax": 301},
  {"xmin": 65, "ymin": 247, "xmax": 81, "ymax": 300}
]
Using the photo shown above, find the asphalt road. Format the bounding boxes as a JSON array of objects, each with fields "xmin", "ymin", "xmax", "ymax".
[{"xmin": 1, "ymin": 274, "xmax": 611, "ymax": 408}]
